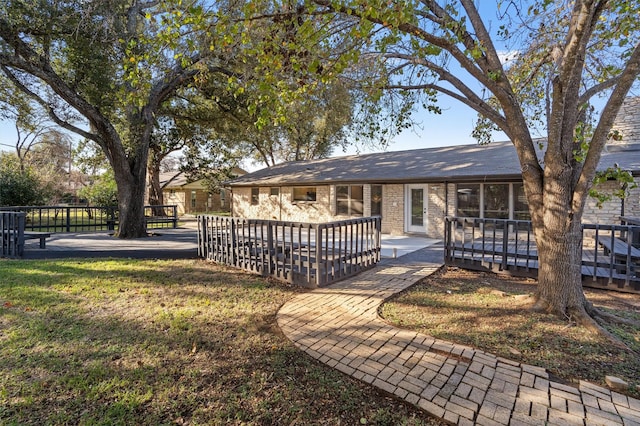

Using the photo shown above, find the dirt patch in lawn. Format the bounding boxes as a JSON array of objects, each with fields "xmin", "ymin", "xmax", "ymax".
[{"xmin": 381, "ymin": 266, "xmax": 640, "ymax": 398}]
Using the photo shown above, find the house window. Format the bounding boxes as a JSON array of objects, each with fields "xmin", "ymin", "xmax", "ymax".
[
  {"xmin": 456, "ymin": 184, "xmax": 480, "ymax": 217},
  {"xmin": 336, "ymin": 185, "xmax": 364, "ymax": 216},
  {"xmin": 513, "ymin": 183, "xmax": 530, "ymax": 221},
  {"xmin": 484, "ymin": 184, "xmax": 509, "ymax": 219},
  {"xmin": 371, "ymin": 185, "xmax": 382, "ymax": 216},
  {"xmin": 190, "ymin": 190, "xmax": 197, "ymax": 209},
  {"xmin": 456, "ymin": 183, "xmax": 530, "ymax": 220},
  {"xmin": 292, "ymin": 187, "xmax": 316, "ymax": 202},
  {"xmin": 251, "ymin": 187, "xmax": 259, "ymax": 205},
  {"xmin": 270, "ymin": 187, "xmax": 279, "ymax": 196}
]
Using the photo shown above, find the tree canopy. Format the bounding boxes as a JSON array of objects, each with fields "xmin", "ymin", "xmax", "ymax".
[
  {"xmin": 0, "ymin": 0, "xmax": 384, "ymax": 235},
  {"xmin": 0, "ymin": 152, "xmax": 47, "ymax": 206},
  {"xmin": 0, "ymin": 0, "xmax": 262, "ymax": 236}
]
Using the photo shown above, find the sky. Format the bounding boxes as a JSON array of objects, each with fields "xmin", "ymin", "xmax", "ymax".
[{"xmin": 342, "ymin": 98, "xmax": 506, "ymax": 156}]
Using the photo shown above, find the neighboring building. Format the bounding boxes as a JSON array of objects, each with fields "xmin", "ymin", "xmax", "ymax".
[
  {"xmin": 225, "ymin": 98, "xmax": 640, "ymax": 238},
  {"xmin": 160, "ymin": 169, "xmax": 245, "ymax": 215}
]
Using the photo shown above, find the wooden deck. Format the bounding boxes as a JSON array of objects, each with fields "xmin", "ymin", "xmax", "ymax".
[
  {"xmin": 448, "ymin": 241, "xmax": 640, "ymax": 292},
  {"xmin": 198, "ymin": 216, "xmax": 382, "ymax": 288},
  {"xmin": 445, "ymin": 218, "xmax": 640, "ymax": 293}
]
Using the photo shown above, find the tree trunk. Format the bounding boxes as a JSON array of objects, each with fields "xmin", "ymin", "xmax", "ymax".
[
  {"xmin": 147, "ymin": 162, "xmax": 166, "ymax": 217},
  {"xmin": 110, "ymin": 134, "xmax": 149, "ymax": 239},
  {"xmin": 114, "ymin": 168, "xmax": 148, "ymax": 238},
  {"xmin": 534, "ymin": 221, "xmax": 587, "ymax": 316},
  {"xmin": 531, "ymin": 132, "xmax": 592, "ymax": 321}
]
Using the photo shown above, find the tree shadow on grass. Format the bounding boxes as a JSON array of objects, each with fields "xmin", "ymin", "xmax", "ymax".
[{"xmin": 381, "ymin": 269, "xmax": 640, "ymax": 395}]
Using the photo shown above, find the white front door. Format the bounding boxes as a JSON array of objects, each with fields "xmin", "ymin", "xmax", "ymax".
[{"xmin": 405, "ymin": 184, "xmax": 428, "ymax": 234}]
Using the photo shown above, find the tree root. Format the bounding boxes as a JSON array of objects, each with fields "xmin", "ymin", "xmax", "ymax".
[
  {"xmin": 588, "ymin": 305, "xmax": 640, "ymax": 328},
  {"xmin": 568, "ymin": 306, "xmax": 634, "ymax": 352},
  {"xmin": 531, "ymin": 296, "xmax": 635, "ymax": 352},
  {"xmin": 530, "ymin": 297, "xmax": 551, "ymax": 313}
]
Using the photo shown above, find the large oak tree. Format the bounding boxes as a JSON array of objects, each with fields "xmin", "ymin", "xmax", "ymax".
[
  {"xmin": 0, "ymin": 0, "xmax": 238, "ymax": 237},
  {"xmin": 310, "ymin": 0, "xmax": 640, "ymax": 335}
]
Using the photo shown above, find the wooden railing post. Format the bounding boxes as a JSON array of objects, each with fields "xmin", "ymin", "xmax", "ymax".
[
  {"xmin": 197, "ymin": 215, "xmax": 204, "ymax": 257},
  {"xmin": 171, "ymin": 205, "xmax": 178, "ymax": 228},
  {"xmin": 18, "ymin": 212, "xmax": 25, "ymax": 256},
  {"xmin": 501, "ymin": 221, "xmax": 508, "ymax": 271},
  {"xmin": 230, "ymin": 217, "xmax": 237, "ymax": 266},
  {"xmin": 315, "ymin": 225, "xmax": 323, "ymax": 287},
  {"xmin": 66, "ymin": 207, "xmax": 71, "ymax": 232}
]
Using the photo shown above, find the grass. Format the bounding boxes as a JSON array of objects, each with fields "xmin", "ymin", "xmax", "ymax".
[
  {"xmin": 381, "ymin": 267, "xmax": 640, "ymax": 397},
  {"xmin": 0, "ymin": 258, "xmax": 442, "ymax": 425}
]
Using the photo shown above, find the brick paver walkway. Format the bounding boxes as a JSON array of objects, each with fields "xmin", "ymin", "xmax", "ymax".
[{"xmin": 276, "ymin": 256, "xmax": 640, "ymax": 425}]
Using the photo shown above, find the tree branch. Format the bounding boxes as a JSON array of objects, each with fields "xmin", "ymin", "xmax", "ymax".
[
  {"xmin": 0, "ymin": 18, "xmax": 121, "ymax": 160},
  {"xmin": 578, "ymin": 75, "xmax": 622, "ymax": 105},
  {"xmin": 0, "ymin": 65, "xmax": 98, "ymax": 142},
  {"xmin": 459, "ymin": 0, "xmax": 504, "ymax": 71},
  {"xmin": 312, "ymin": 0, "xmax": 504, "ymax": 98},
  {"xmin": 382, "ymin": 52, "xmax": 509, "ymax": 133}
]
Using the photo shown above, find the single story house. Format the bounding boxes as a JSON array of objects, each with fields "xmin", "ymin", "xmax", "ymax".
[
  {"xmin": 161, "ymin": 168, "xmax": 245, "ymax": 215},
  {"xmin": 225, "ymin": 98, "xmax": 640, "ymax": 239}
]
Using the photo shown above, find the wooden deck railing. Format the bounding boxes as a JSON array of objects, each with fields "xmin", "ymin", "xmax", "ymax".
[
  {"xmin": 197, "ymin": 216, "xmax": 382, "ymax": 287},
  {"xmin": 445, "ymin": 216, "xmax": 640, "ymax": 292},
  {"xmin": 1, "ymin": 211, "xmax": 26, "ymax": 258}
]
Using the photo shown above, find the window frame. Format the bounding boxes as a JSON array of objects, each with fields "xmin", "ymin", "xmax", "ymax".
[
  {"xmin": 371, "ymin": 184, "xmax": 383, "ymax": 217},
  {"xmin": 250, "ymin": 187, "xmax": 259, "ymax": 206},
  {"xmin": 190, "ymin": 190, "xmax": 197, "ymax": 209},
  {"xmin": 335, "ymin": 184, "xmax": 364, "ymax": 217},
  {"xmin": 455, "ymin": 182, "xmax": 529, "ymax": 221},
  {"xmin": 292, "ymin": 186, "xmax": 317, "ymax": 203}
]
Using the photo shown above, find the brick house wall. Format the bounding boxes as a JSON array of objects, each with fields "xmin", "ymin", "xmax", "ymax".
[
  {"xmin": 230, "ymin": 177, "xmax": 640, "ymax": 239},
  {"xmin": 232, "ymin": 186, "xmax": 333, "ymax": 222},
  {"xmin": 427, "ymin": 184, "xmax": 446, "ymax": 239},
  {"xmin": 163, "ymin": 188, "xmax": 229, "ymax": 215},
  {"xmin": 381, "ymin": 184, "xmax": 404, "ymax": 235}
]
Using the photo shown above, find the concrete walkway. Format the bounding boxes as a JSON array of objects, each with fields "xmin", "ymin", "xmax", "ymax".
[
  {"xmin": 277, "ymin": 246, "xmax": 640, "ymax": 425},
  {"xmin": 21, "ymin": 227, "xmax": 200, "ymax": 260},
  {"xmin": 20, "ymin": 225, "xmax": 436, "ymax": 261}
]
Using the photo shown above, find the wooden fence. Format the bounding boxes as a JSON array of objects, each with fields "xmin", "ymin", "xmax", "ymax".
[
  {"xmin": 197, "ymin": 215, "xmax": 382, "ymax": 287},
  {"xmin": 1, "ymin": 205, "xmax": 178, "ymax": 232},
  {"xmin": 445, "ymin": 216, "xmax": 640, "ymax": 292},
  {"xmin": 1, "ymin": 211, "xmax": 26, "ymax": 258}
]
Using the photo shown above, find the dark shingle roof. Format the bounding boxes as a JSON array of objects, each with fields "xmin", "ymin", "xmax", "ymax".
[{"xmin": 226, "ymin": 141, "xmax": 640, "ymax": 187}]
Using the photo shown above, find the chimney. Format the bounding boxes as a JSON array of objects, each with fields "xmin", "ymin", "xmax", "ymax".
[{"xmin": 609, "ymin": 96, "xmax": 640, "ymax": 149}]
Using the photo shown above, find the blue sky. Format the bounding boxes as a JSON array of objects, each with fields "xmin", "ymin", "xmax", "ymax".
[{"xmin": 341, "ymin": 98, "xmax": 506, "ymax": 156}]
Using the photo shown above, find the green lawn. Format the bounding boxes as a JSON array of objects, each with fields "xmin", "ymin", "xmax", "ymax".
[{"xmin": 0, "ymin": 259, "xmax": 441, "ymax": 425}]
